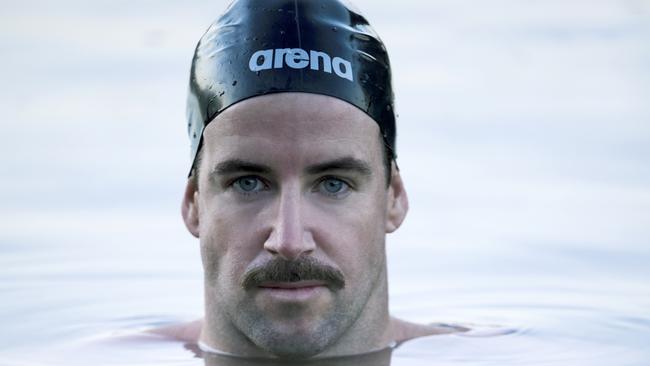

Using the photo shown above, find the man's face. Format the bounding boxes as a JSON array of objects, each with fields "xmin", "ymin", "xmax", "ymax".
[{"xmin": 184, "ymin": 93, "xmax": 407, "ymax": 357}]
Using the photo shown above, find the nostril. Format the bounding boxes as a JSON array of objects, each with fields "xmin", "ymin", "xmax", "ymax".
[{"xmin": 263, "ymin": 232, "xmax": 314, "ymax": 261}]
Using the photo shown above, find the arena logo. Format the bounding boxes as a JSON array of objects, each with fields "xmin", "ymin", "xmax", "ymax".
[{"xmin": 249, "ymin": 48, "xmax": 353, "ymax": 81}]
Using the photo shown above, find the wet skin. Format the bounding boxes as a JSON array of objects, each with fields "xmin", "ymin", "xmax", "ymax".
[{"xmin": 171, "ymin": 93, "xmax": 467, "ymax": 358}]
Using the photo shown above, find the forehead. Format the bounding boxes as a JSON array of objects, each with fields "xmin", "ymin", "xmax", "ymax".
[{"xmin": 201, "ymin": 93, "xmax": 382, "ymax": 165}]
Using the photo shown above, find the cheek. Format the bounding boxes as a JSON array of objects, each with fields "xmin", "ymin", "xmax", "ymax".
[
  {"xmin": 198, "ymin": 201, "xmax": 264, "ymax": 286},
  {"xmin": 310, "ymin": 190, "xmax": 388, "ymax": 279}
]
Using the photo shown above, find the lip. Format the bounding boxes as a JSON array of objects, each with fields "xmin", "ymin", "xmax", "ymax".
[
  {"xmin": 256, "ymin": 281, "xmax": 328, "ymax": 301},
  {"xmin": 258, "ymin": 280, "xmax": 328, "ymax": 289}
]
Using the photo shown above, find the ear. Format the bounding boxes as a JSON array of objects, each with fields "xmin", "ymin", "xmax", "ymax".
[
  {"xmin": 181, "ymin": 178, "xmax": 200, "ymax": 238},
  {"xmin": 385, "ymin": 163, "xmax": 409, "ymax": 233}
]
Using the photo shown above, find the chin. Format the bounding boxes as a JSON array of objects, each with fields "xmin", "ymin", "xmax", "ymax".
[
  {"xmin": 257, "ymin": 333, "xmax": 331, "ymax": 359},
  {"xmin": 244, "ymin": 313, "xmax": 344, "ymax": 359}
]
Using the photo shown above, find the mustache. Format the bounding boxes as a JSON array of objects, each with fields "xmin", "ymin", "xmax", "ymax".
[{"xmin": 241, "ymin": 256, "xmax": 346, "ymax": 290}]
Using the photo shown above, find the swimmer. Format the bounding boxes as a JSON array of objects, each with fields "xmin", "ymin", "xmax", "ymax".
[{"xmin": 153, "ymin": 0, "xmax": 469, "ymax": 359}]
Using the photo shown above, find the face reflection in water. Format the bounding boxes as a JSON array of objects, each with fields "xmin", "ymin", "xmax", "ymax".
[{"xmin": 199, "ymin": 344, "xmax": 393, "ymax": 366}]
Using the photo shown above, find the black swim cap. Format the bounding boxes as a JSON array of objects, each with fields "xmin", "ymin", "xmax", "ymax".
[{"xmin": 186, "ymin": 0, "xmax": 396, "ymax": 175}]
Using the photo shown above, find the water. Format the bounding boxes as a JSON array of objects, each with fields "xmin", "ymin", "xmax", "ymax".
[{"xmin": 1, "ymin": 0, "xmax": 649, "ymax": 365}]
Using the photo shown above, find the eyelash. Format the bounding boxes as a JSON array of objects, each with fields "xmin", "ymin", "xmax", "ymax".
[
  {"xmin": 227, "ymin": 175, "xmax": 353, "ymax": 198},
  {"xmin": 229, "ymin": 176, "xmax": 269, "ymax": 196},
  {"xmin": 314, "ymin": 176, "xmax": 352, "ymax": 198}
]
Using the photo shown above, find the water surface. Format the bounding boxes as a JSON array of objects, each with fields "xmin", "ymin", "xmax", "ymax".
[{"xmin": 1, "ymin": 0, "xmax": 649, "ymax": 365}]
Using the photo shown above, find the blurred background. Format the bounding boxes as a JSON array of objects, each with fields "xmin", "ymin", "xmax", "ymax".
[{"xmin": 1, "ymin": 0, "xmax": 649, "ymax": 364}]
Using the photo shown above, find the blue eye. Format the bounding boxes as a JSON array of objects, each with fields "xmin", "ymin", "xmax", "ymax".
[
  {"xmin": 233, "ymin": 176, "xmax": 265, "ymax": 193},
  {"xmin": 319, "ymin": 177, "xmax": 349, "ymax": 196}
]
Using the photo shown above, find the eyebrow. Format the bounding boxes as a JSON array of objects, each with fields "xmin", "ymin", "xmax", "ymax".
[
  {"xmin": 305, "ymin": 157, "xmax": 373, "ymax": 177},
  {"xmin": 211, "ymin": 159, "xmax": 272, "ymax": 176},
  {"xmin": 210, "ymin": 157, "xmax": 372, "ymax": 177}
]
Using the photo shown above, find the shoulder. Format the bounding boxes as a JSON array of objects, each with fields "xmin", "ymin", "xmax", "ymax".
[
  {"xmin": 390, "ymin": 317, "xmax": 469, "ymax": 344},
  {"xmin": 146, "ymin": 317, "xmax": 468, "ymax": 345},
  {"xmin": 147, "ymin": 319, "xmax": 203, "ymax": 343}
]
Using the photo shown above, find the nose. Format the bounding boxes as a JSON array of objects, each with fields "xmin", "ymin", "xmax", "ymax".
[{"xmin": 263, "ymin": 185, "xmax": 315, "ymax": 260}]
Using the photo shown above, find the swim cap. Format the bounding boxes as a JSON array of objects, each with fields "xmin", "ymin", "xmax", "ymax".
[{"xmin": 186, "ymin": 0, "xmax": 396, "ymax": 175}]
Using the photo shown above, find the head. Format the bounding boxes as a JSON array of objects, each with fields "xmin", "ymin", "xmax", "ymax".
[{"xmin": 181, "ymin": 0, "xmax": 408, "ymax": 359}]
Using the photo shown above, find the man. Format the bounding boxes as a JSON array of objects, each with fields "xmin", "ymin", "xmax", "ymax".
[{"xmin": 157, "ymin": 0, "xmax": 467, "ymax": 359}]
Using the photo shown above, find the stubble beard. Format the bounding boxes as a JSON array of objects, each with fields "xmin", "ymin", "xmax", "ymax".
[
  {"xmin": 204, "ymin": 249, "xmax": 386, "ymax": 358},
  {"xmin": 234, "ymin": 298, "xmax": 351, "ymax": 358},
  {"xmin": 227, "ymin": 273, "xmax": 377, "ymax": 359}
]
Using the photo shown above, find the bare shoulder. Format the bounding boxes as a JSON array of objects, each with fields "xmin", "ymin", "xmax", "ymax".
[
  {"xmin": 147, "ymin": 319, "xmax": 203, "ymax": 343},
  {"xmin": 146, "ymin": 317, "xmax": 467, "ymax": 345},
  {"xmin": 390, "ymin": 317, "xmax": 469, "ymax": 343}
]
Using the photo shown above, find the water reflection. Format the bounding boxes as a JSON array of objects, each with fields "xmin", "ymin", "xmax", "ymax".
[{"xmin": 187, "ymin": 343, "xmax": 392, "ymax": 366}]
